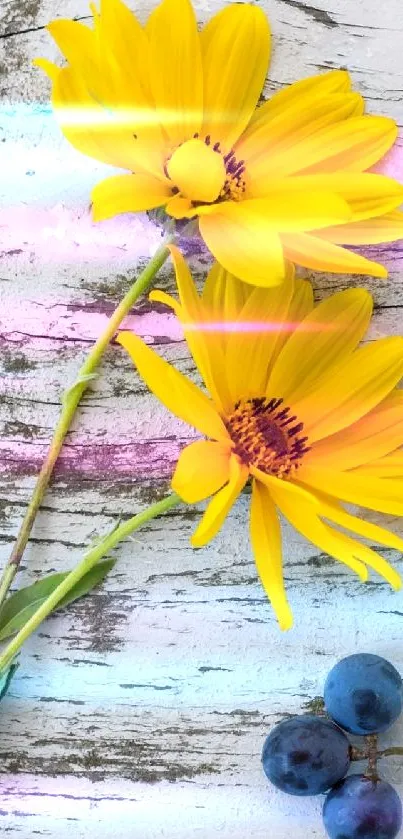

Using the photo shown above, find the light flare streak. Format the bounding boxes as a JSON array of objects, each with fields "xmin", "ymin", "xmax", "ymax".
[
  {"xmin": 183, "ymin": 319, "xmax": 335, "ymax": 333},
  {"xmin": 1, "ymin": 104, "xmax": 402, "ymax": 264}
]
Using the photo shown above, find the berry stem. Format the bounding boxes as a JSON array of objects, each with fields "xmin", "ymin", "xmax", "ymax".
[
  {"xmin": 364, "ymin": 734, "xmax": 379, "ymax": 780},
  {"xmin": 350, "ymin": 745, "xmax": 367, "ymax": 762},
  {"xmin": 350, "ymin": 740, "xmax": 403, "ymax": 766},
  {"xmin": 377, "ymin": 746, "xmax": 403, "ymax": 757},
  {"xmin": 350, "ymin": 736, "xmax": 379, "ymax": 776}
]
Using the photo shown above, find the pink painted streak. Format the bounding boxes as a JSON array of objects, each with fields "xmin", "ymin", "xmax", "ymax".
[
  {"xmin": 0, "ymin": 773, "xmax": 141, "ymax": 820},
  {"xmin": 0, "ymin": 205, "xmax": 165, "ymax": 263},
  {"xmin": 0, "ymin": 299, "xmax": 183, "ymax": 344},
  {"xmin": 373, "ymin": 139, "xmax": 403, "ymax": 182}
]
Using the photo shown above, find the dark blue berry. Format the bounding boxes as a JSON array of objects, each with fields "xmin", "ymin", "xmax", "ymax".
[
  {"xmin": 323, "ymin": 775, "xmax": 402, "ymax": 839},
  {"xmin": 262, "ymin": 714, "xmax": 350, "ymax": 796},
  {"xmin": 324, "ymin": 654, "xmax": 402, "ymax": 735}
]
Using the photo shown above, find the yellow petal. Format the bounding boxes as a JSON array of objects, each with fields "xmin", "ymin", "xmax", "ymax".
[
  {"xmin": 48, "ymin": 13, "xmax": 102, "ymax": 107},
  {"xmin": 51, "ymin": 66, "xmax": 123, "ymax": 167},
  {"xmin": 326, "ymin": 174, "xmax": 403, "ymax": 222},
  {"xmin": 282, "ymin": 232, "xmax": 388, "ymax": 278},
  {"xmin": 167, "ymin": 245, "xmax": 232, "ymax": 411},
  {"xmin": 270, "ymin": 482, "xmax": 368, "ymax": 581},
  {"xmin": 95, "ymin": 0, "xmax": 168, "ymax": 175},
  {"xmin": 318, "ymin": 503, "xmax": 401, "ymax": 590},
  {"xmin": 225, "ymin": 261, "xmax": 295, "ymax": 403},
  {"xmin": 165, "ymin": 195, "xmax": 195, "ymax": 219},
  {"xmin": 268, "ymin": 288, "xmax": 373, "ymax": 404},
  {"xmin": 201, "ymin": 263, "xmax": 250, "ymax": 358},
  {"xmin": 254, "ymin": 116, "xmax": 397, "ymax": 177},
  {"xmin": 167, "ymin": 139, "xmax": 226, "ymax": 202},
  {"xmin": 299, "ymin": 116, "xmax": 398, "ymax": 174},
  {"xmin": 306, "ymin": 391, "xmax": 403, "ymax": 470},
  {"xmin": 199, "ymin": 190, "xmax": 351, "ymax": 286},
  {"xmin": 297, "ymin": 463, "xmax": 403, "ymax": 518},
  {"xmin": 293, "ymin": 337, "xmax": 403, "ymax": 443},
  {"xmin": 241, "ymin": 93, "xmax": 364, "ymax": 192},
  {"xmin": 202, "ymin": 262, "xmax": 249, "ymax": 322},
  {"xmin": 47, "ymin": 19, "xmax": 97, "ymax": 77},
  {"xmin": 326, "ymin": 524, "xmax": 399, "ymax": 588},
  {"xmin": 171, "ymin": 440, "xmax": 231, "ymax": 503},
  {"xmin": 149, "ymin": 289, "xmax": 181, "ymax": 317},
  {"xmin": 251, "ymin": 174, "xmax": 403, "ymax": 223},
  {"xmin": 229, "ymin": 192, "xmax": 352, "ymax": 231},
  {"xmin": 147, "ymin": 0, "xmax": 203, "ymax": 145},
  {"xmin": 250, "ymin": 480, "xmax": 293, "ymax": 631},
  {"xmin": 270, "ymin": 278, "xmax": 314, "ymax": 363},
  {"xmin": 117, "ymin": 331, "xmax": 229, "ymax": 442},
  {"xmin": 286, "ymin": 280, "xmax": 314, "ymax": 325},
  {"xmin": 251, "ymin": 466, "xmax": 321, "ymax": 509},
  {"xmin": 247, "ymin": 70, "xmax": 352, "ymax": 133},
  {"xmin": 200, "ymin": 3, "xmax": 270, "ymax": 151},
  {"xmin": 199, "ymin": 203, "xmax": 285, "ymax": 286},
  {"xmin": 91, "ymin": 173, "xmax": 172, "ymax": 221},
  {"xmin": 354, "ymin": 451, "xmax": 403, "ymax": 479},
  {"xmin": 319, "ymin": 494, "xmax": 403, "ymax": 556},
  {"xmin": 314, "ymin": 210, "xmax": 403, "ymax": 245},
  {"xmin": 167, "ymin": 245, "xmax": 200, "ymax": 312},
  {"xmin": 97, "ymin": 0, "xmax": 151, "ymax": 104},
  {"xmin": 191, "ymin": 455, "xmax": 249, "ymax": 547},
  {"xmin": 33, "ymin": 57, "xmax": 61, "ymax": 82},
  {"xmin": 51, "ymin": 65, "xmax": 164, "ymax": 174},
  {"xmin": 295, "ymin": 475, "xmax": 403, "ymax": 586}
]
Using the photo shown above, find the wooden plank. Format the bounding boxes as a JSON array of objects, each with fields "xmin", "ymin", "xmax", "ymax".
[{"xmin": 0, "ymin": 0, "xmax": 402, "ymax": 836}]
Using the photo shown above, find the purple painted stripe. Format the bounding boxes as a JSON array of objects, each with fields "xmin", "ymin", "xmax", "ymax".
[{"xmin": 0, "ymin": 438, "xmax": 191, "ymax": 479}]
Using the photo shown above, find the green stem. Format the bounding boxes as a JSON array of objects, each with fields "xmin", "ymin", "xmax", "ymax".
[
  {"xmin": 0, "ymin": 238, "xmax": 173, "ymax": 610},
  {"xmin": 0, "ymin": 492, "xmax": 181, "ymax": 675},
  {"xmin": 0, "ymin": 566, "xmax": 17, "ymax": 613}
]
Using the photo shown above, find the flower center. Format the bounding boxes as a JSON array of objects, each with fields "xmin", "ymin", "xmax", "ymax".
[
  {"xmin": 224, "ymin": 397, "xmax": 310, "ymax": 478},
  {"xmin": 165, "ymin": 135, "xmax": 246, "ymax": 206},
  {"xmin": 166, "ymin": 137, "xmax": 226, "ymax": 203}
]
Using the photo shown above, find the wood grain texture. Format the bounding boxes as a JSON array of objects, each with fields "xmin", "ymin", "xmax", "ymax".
[{"xmin": 0, "ymin": 0, "xmax": 403, "ymax": 835}]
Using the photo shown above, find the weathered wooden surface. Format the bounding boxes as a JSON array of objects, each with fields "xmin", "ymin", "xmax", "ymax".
[{"xmin": 0, "ymin": 0, "xmax": 402, "ymax": 835}]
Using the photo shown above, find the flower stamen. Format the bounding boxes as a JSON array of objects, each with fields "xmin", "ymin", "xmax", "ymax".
[
  {"xmin": 219, "ymin": 150, "xmax": 246, "ymax": 201},
  {"xmin": 225, "ymin": 397, "xmax": 310, "ymax": 478},
  {"xmin": 198, "ymin": 134, "xmax": 247, "ymax": 200}
]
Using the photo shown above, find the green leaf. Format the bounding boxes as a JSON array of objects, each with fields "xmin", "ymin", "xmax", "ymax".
[
  {"xmin": 0, "ymin": 559, "xmax": 115, "ymax": 641},
  {"xmin": 62, "ymin": 373, "xmax": 98, "ymax": 405},
  {"xmin": 0, "ymin": 663, "xmax": 18, "ymax": 701}
]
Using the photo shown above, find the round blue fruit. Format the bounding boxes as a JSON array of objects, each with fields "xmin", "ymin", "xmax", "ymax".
[
  {"xmin": 323, "ymin": 774, "xmax": 402, "ymax": 839},
  {"xmin": 324, "ymin": 653, "xmax": 402, "ymax": 735},
  {"xmin": 262, "ymin": 714, "xmax": 350, "ymax": 796}
]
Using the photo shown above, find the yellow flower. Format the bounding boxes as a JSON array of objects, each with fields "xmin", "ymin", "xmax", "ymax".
[
  {"xmin": 36, "ymin": 0, "xmax": 403, "ymax": 285},
  {"xmin": 118, "ymin": 246, "xmax": 403, "ymax": 629}
]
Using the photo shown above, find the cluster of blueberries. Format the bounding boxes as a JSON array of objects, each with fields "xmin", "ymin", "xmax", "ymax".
[{"xmin": 262, "ymin": 653, "xmax": 403, "ymax": 839}]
